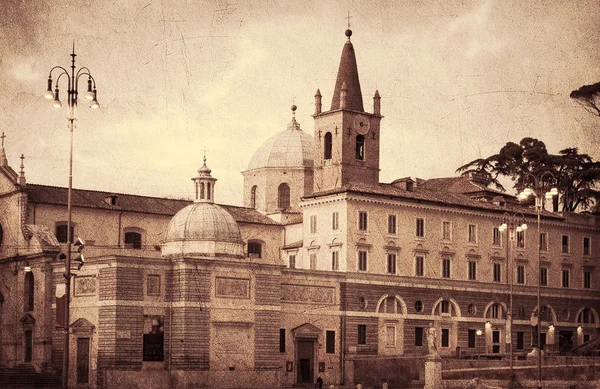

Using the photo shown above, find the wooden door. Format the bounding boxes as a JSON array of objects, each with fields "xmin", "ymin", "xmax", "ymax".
[{"xmin": 77, "ymin": 337, "xmax": 90, "ymax": 384}]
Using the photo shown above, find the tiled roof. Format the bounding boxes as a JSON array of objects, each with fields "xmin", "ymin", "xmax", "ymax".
[
  {"xmin": 419, "ymin": 177, "xmax": 511, "ymax": 198},
  {"xmin": 305, "ymin": 181, "xmax": 561, "ymax": 219},
  {"xmin": 26, "ymin": 184, "xmax": 280, "ymax": 226}
]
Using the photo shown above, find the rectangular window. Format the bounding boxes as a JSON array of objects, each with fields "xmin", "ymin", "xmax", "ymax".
[
  {"xmin": 562, "ymin": 235, "xmax": 569, "ymax": 253},
  {"xmin": 326, "ymin": 330, "xmax": 335, "ymax": 354},
  {"xmin": 468, "ymin": 224, "xmax": 477, "ymax": 244},
  {"xmin": 387, "ymin": 253, "xmax": 397, "ymax": 274},
  {"xmin": 584, "ymin": 270, "xmax": 591, "ymax": 289},
  {"xmin": 388, "ymin": 215, "xmax": 397, "ymax": 235},
  {"xmin": 415, "ymin": 256, "xmax": 424, "ymax": 277},
  {"xmin": 468, "ymin": 261, "xmax": 477, "ymax": 280},
  {"xmin": 468, "ymin": 329, "xmax": 476, "ymax": 348},
  {"xmin": 331, "ymin": 251, "xmax": 339, "ymax": 271},
  {"xmin": 493, "ymin": 263, "xmax": 501, "ymax": 283},
  {"xmin": 358, "ymin": 211, "xmax": 368, "ymax": 231},
  {"xmin": 491, "ymin": 304, "xmax": 499, "ymax": 319},
  {"xmin": 584, "ymin": 237, "xmax": 591, "ymax": 256},
  {"xmin": 442, "ymin": 221, "xmax": 451, "ymax": 241},
  {"xmin": 492, "ymin": 227, "xmax": 501, "ymax": 246},
  {"xmin": 279, "ymin": 329, "xmax": 286, "ymax": 353},
  {"xmin": 516, "ymin": 332, "xmax": 524, "ymax": 350},
  {"xmin": 357, "ymin": 325, "xmax": 367, "ymax": 345},
  {"xmin": 55, "ymin": 224, "xmax": 74, "ymax": 244},
  {"xmin": 310, "ymin": 215, "xmax": 317, "ymax": 234},
  {"xmin": 310, "ymin": 253, "xmax": 317, "ymax": 270},
  {"xmin": 358, "ymin": 251, "xmax": 368, "ymax": 271},
  {"xmin": 562, "ymin": 269, "xmax": 570, "ymax": 288},
  {"xmin": 332, "ymin": 212, "xmax": 339, "ymax": 231},
  {"xmin": 517, "ymin": 231, "xmax": 525, "ymax": 248},
  {"xmin": 441, "ymin": 300, "xmax": 450, "ymax": 314},
  {"xmin": 415, "ymin": 327, "xmax": 423, "ymax": 347},
  {"xmin": 442, "ymin": 258, "xmax": 451, "ymax": 278},
  {"xmin": 289, "ymin": 255, "xmax": 296, "ymax": 269},
  {"xmin": 517, "ymin": 265, "xmax": 525, "ymax": 284},
  {"xmin": 540, "ymin": 232, "xmax": 548, "ymax": 251},
  {"xmin": 416, "ymin": 218, "xmax": 424, "ymax": 237},
  {"xmin": 540, "ymin": 267, "xmax": 548, "ymax": 286},
  {"xmin": 441, "ymin": 328, "xmax": 450, "ymax": 348}
]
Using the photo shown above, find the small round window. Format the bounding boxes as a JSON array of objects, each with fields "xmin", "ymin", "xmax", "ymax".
[
  {"xmin": 561, "ymin": 309, "xmax": 570, "ymax": 321},
  {"xmin": 358, "ymin": 296, "xmax": 367, "ymax": 310},
  {"xmin": 414, "ymin": 300, "xmax": 423, "ymax": 312},
  {"xmin": 468, "ymin": 304, "xmax": 477, "ymax": 315}
]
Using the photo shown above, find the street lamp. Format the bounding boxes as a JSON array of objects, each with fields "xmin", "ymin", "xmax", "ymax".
[
  {"xmin": 498, "ymin": 212, "xmax": 527, "ymax": 389},
  {"xmin": 45, "ymin": 43, "xmax": 99, "ymax": 389},
  {"xmin": 518, "ymin": 172, "xmax": 558, "ymax": 389}
]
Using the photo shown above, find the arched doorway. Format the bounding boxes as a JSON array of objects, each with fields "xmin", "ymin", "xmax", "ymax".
[{"xmin": 292, "ymin": 323, "xmax": 321, "ymax": 385}]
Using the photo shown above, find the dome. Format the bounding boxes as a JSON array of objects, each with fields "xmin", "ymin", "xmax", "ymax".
[
  {"xmin": 247, "ymin": 117, "xmax": 314, "ymax": 171},
  {"xmin": 162, "ymin": 202, "xmax": 244, "ymax": 257}
]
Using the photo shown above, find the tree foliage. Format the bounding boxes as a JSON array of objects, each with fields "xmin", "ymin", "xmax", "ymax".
[
  {"xmin": 456, "ymin": 137, "xmax": 600, "ymax": 212},
  {"xmin": 570, "ymin": 82, "xmax": 600, "ymax": 117}
]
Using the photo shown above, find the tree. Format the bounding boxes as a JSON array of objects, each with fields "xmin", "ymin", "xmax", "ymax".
[
  {"xmin": 456, "ymin": 137, "xmax": 600, "ymax": 212},
  {"xmin": 570, "ymin": 82, "xmax": 600, "ymax": 118}
]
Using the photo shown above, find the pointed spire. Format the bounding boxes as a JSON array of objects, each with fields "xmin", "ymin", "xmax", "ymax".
[
  {"xmin": 192, "ymin": 152, "xmax": 217, "ymax": 203},
  {"xmin": 330, "ymin": 28, "xmax": 364, "ymax": 112},
  {"xmin": 0, "ymin": 132, "xmax": 8, "ymax": 167},
  {"xmin": 314, "ymin": 89, "xmax": 322, "ymax": 115},
  {"xmin": 373, "ymin": 90, "xmax": 381, "ymax": 115},
  {"xmin": 18, "ymin": 154, "xmax": 26, "ymax": 185}
]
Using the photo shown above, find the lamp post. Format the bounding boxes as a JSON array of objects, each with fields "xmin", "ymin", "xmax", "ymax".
[
  {"xmin": 45, "ymin": 44, "xmax": 99, "ymax": 389},
  {"xmin": 498, "ymin": 212, "xmax": 527, "ymax": 389},
  {"xmin": 518, "ymin": 172, "xmax": 558, "ymax": 389}
]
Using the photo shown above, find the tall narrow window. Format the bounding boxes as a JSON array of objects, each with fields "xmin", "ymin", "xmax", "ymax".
[
  {"xmin": 440, "ymin": 300, "xmax": 450, "ymax": 314},
  {"xmin": 279, "ymin": 329, "xmax": 286, "ymax": 353},
  {"xmin": 583, "ymin": 237, "xmax": 591, "ymax": 256},
  {"xmin": 124, "ymin": 231, "xmax": 142, "ymax": 249},
  {"xmin": 358, "ymin": 211, "xmax": 368, "ymax": 231},
  {"xmin": 493, "ymin": 263, "xmax": 501, "ymax": 282},
  {"xmin": 468, "ymin": 261, "xmax": 477, "ymax": 280},
  {"xmin": 332, "ymin": 212, "xmax": 339, "ymax": 231},
  {"xmin": 387, "ymin": 253, "xmax": 396, "ymax": 274},
  {"xmin": 540, "ymin": 267, "xmax": 548, "ymax": 286},
  {"xmin": 416, "ymin": 218, "xmax": 425, "ymax": 237},
  {"xmin": 388, "ymin": 215, "xmax": 397, "ymax": 235},
  {"xmin": 516, "ymin": 231, "xmax": 525, "ymax": 248},
  {"xmin": 492, "ymin": 227, "xmax": 501, "ymax": 246},
  {"xmin": 289, "ymin": 255, "xmax": 296, "ymax": 269},
  {"xmin": 562, "ymin": 269, "xmax": 570, "ymax": 288},
  {"xmin": 540, "ymin": 232, "xmax": 548, "ymax": 251},
  {"xmin": 584, "ymin": 270, "xmax": 591, "ymax": 289},
  {"xmin": 356, "ymin": 135, "xmax": 365, "ymax": 160},
  {"xmin": 468, "ymin": 329, "xmax": 476, "ymax": 348},
  {"xmin": 562, "ymin": 235, "xmax": 570, "ymax": 253},
  {"xmin": 517, "ymin": 265, "xmax": 525, "ymax": 284},
  {"xmin": 516, "ymin": 332, "xmax": 524, "ymax": 350},
  {"xmin": 326, "ymin": 330, "xmax": 335, "ymax": 353},
  {"xmin": 442, "ymin": 258, "xmax": 451, "ymax": 278},
  {"xmin": 442, "ymin": 221, "xmax": 451, "ymax": 241},
  {"xmin": 143, "ymin": 316, "xmax": 164, "ymax": 362},
  {"xmin": 207, "ymin": 183, "xmax": 211, "ymax": 200},
  {"xmin": 24, "ymin": 271, "xmax": 34, "ymax": 312},
  {"xmin": 310, "ymin": 215, "xmax": 318, "ymax": 234},
  {"xmin": 278, "ymin": 183, "xmax": 290, "ymax": 209},
  {"xmin": 415, "ymin": 256, "xmax": 424, "ymax": 276},
  {"xmin": 332, "ymin": 251, "xmax": 339, "ymax": 271},
  {"xmin": 324, "ymin": 132, "xmax": 333, "ymax": 160},
  {"xmin": 415, "ymin": 327, "xmax": 424, "ymax": 347},
  {"xmin": 200, "ymin": 182, "xmax": 205, "ymax": 199},
  {"xmin": 357, "ymin": 325, "xmax": 367, "ymax": 345},
  {"xmin": 468, "ymin": 224, "xmax": 477, "ymax": 244},
  {"xmin": 441, "ymin": 328, "xmax": 450, "ymax": 347},
  {"xmin": 358, "ymin": 251, "xmax": 368, "ymax": 271},
  {"xmin": 310, "ymin": 253, "xmax": 317, "ymax": 270},
  {"xmin": 250, "ymin": 185, "xmax": 257, "ymax": 209}
]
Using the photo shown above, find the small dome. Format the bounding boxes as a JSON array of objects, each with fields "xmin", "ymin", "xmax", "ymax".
[
  {"xmin": 247, "ymin": 118, "xmax": 314, "ymax": 170},
  {"xmin": 162, "ymin": 202, "xmax": 244, "ymax": 257}
]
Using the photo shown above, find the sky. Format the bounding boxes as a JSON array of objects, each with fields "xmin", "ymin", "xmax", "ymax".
[{"xmin": 1, "ymin": 0, "xmax": 599, "ymax": 206}]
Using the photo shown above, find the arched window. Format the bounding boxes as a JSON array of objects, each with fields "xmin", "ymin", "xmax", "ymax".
[
  {"xmin": 248, "ymin": 241, "xmax": 262, "ymax": 258},
  {"xmin": 250, "ymin": 186, "xmax": 257, "ymax": 209},
  {"xmin": 278, "ymin": 183, "xmax": 290, "ymax": 209},
  {"xmin": 324, "ymin": 132, "xmax": 332, "ymax": 160},
  {"xmin": 356, "ymin": 135, "xmax": 365, "ymax": 160},
  {"xmin": 578, "ymin": 308, "xmax": 595, "ymax": 324},
  {"xmin": 24, "ymin": 271, "xmax": 34, "ymax": 312},
  {"xmin": 207, "ymin": 183, "xmax": 211, "ymax": 200},
  {"xmin": 200, "ymin": 182, "xmax": 205, "ymax": 199},
  {"xmin": 125, "ymin": 231, "xmax": 142, "ymax": 249}
]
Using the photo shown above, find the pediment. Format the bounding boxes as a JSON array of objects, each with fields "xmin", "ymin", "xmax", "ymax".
[
  {"xmin": 292, "ymin": 323, "xmax": 321, "ymax": 339},
  {"xmin": 71, "ymin": 318, "xmax": 95, "ymax": 334},
  {"xmin": 20, "ymin": 313, "xmax": 36, "ymax": 326}
]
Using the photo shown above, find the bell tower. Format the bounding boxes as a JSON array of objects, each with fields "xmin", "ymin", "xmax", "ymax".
[{"xmin": 313, "ymin": 28, "xmax": 383, "ymax": 192}]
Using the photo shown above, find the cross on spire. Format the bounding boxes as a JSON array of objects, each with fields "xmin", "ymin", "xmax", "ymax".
[
  {"xmin": 202, "ymin": 146, "xmax": 208, "ymax": 163},
  {"xmin": 1, "ymin": 132, "xmax": 6, "ymax": 148},
  {"xmin": 346, "ymin": 11, "xmax": 352, "ymax": 29}
]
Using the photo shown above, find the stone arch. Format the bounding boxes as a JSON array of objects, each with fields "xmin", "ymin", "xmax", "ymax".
[
  {"xmin": 575, "ymin": 307, "xmax": 599, "ymax": 324},
  {"xmin": 531, "ymin": 304, "xmax": 557, "ymax": 323},
  {"xmin": 431, "ymin": 297, "xmax": 461, "ymax": 317},
  {"xmin": 483, "ymin": 301, "xmax": 508, "ymax": 320},
  {"xmin": 375, "ymin": 294, "xmax": 407, "ymax": 315}
]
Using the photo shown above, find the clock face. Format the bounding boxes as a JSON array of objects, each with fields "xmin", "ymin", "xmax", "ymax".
[{"xmin": 354, "ymin": 114, "xmax": 371, "ymax": 135}]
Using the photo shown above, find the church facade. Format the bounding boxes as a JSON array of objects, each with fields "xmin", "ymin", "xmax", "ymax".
[{"xmin": 0, "ymin": 28, "xmax": 599, "ymax": 389}]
